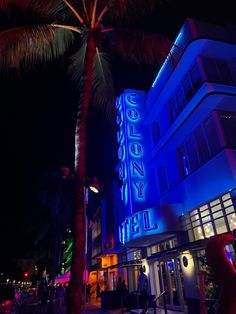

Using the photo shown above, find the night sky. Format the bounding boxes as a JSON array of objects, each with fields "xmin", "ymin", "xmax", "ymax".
[{"xmin": 1, "ymin": 0, "xmax": 235, "ymax": 278}]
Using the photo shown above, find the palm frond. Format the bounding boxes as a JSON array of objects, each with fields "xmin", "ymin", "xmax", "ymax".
[
  {"xmin": 92, "ymin": 50, "xmax": 115, "ymax": 119},
  {"xmin": 108, "ymin": 0, "xmax": 157, "ymax": 22},
  {"xmin": 67, "ymin": 42, "xmax": 87, "ymax": 90},
  {"xmin": 68, "ymin": 44, "xmax": 115, "ymax": 119},
  {"xmin": 0, "ymin": 24, "xmax": 74, "ymax": 73},
  {"xmin": 112, "ymin": 29, "xmax": 172, "ymax": 65},
  {"xmin": 0, "ymin": 0, "xmax": 75, "ymax": 24}
]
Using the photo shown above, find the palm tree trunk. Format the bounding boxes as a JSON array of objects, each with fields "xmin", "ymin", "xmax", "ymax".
[{"xmin": 67, "ymin": 34, "xmax": 96, "ymax": 314}]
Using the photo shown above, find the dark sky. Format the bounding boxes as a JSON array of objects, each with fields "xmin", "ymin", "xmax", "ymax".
[{"xmin": 1, "ymin": 0, "xmax": 235, "ymax": 278}]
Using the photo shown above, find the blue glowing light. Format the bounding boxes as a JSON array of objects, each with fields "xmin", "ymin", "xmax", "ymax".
[
  {"xmin": 116, "ymin": 90, "xmax": 148, "ymax": 214},
  {"xmin": 119, "ymin": 208, "xmax": 158, "ymax": 244},
  {"xmin": 151, "ymin": 31, "xmax": 184, "ymax": 89},
  {"xmin": 152, "ymin": 57, "xmax": 170, "ymax": 88},
  {"xmin": 129, "ymin": 142, "xmax": 143, "ymax": 157}
]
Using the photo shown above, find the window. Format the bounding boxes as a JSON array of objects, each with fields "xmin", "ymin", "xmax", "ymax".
[
  {"xmin": 202, "ymin": 216, "xmax": 211, "ymax": 223},
  {"xmin": 192, "ymin": 220, "xmax": 200, "ymax": 227},
  {"xmin": 150, "ymin": 238, "xmax": 177, "ymax": 254},
  {"xmin": 175, "ymin": 83, "xmax": 186, "ymax": 113},
  {"xmin": 181, "ymin": 190, "xmax": 236, "ymax": 242},
  {"xmin": 210, "ymin": 199, "xmax": 220, "ymax": 207},
  {"xmin": 185, "ymin": 134, "xmax": 200, "ymax": 172},
  {"xmin": 218, "ymin": 111, "xmax": 236, "ymax": 147},
  {"xmin": 203, "ymin": 115, "xmax": 221, "ymax": 155},
  {"xmin": 213, "ymin": 211, "xmax": 223, "ymax": 219},
  {"xmin": 223, "ymin": 199, "xmax": 232, "ymax": 207},
  {"xmin": 191, "ymin": 210, "xmax": 198, "ymax": 216},
  {"xmin": 202, "ymin": 57, "xmax": 219, "ymax": 83},
  {"xmin": 182, "ymin": 74, "xmax": 194, "ymax": 102},
  {"xmin": 157, "ymin": 166, "xmax": 169, "ymax": 195},
  {"xmin": 228, "ymin": 213, "xmax": 236, "ymax": 230},
  {"xmin": 203, "ymin": 222, "xmax": 214, "ymax": 238},
  {"xmin": 216, "ymin": 60, "xmax": 234, "ymax": 85},
  {"xmin": 177, "ymin": 146, "xmax": 191, "ymax": 177},
  {"xmin": 177, "ymin": 147, "xmax": 186, "ymax": 178},
  {"xmin": 177, "ymin": 112, "xmax": 223, "ymax": 178},
  {"xmin": 151, "ymin": 122, "xmax": 161, "ymax": 145},
  {"xmin": 193, "ymin": 227, "xmax": 204, "ymax": 240},
  {"xmin": 168, "ymin": 96, "xmax": 179, "ymax": 123},
  {"xmin": 200, "ymin": 210, "xmax": 210, "ymax": 217},
  {"xmin": 127, "ymin": 249, "xmax": 142, "ymax": 261},
  {"xmin": 215, "ymin": 218, "xmax": 227, "ymax": 234},
  {"xmin": 225, "ymin": 206, "xmax": 235, "ymax": 215},
  {"xmin": 190, "ymin": 63, "xmax": 202, "ymax": 90},
  {"xmin": 166, "ymin": 62, "xmax": 203, "ymax": 126},
  {"xmin": 200, "ymin": 205, "xmax": 208, "ymax": 212},
  {"xmin": 177, "ymin": 114, "xmax": 222, "ymax": 177},
  {"xmin": 211, "ymin": 204, "xmax": 222, "ymax": 212},
  {"xmin": 201, "ymin": 57, "xmax": 234, "ymax": 85},
  {"xmin": 222, "ymin": 193, "xmax": 231, "ymax": 201},
  {"xmin": 191, "ymin": 213, "xmax": 199, "ymax": 221},
  {"xmin": 182, "ymin": 154, "xmax": 191, "ymax": 176},
  {"xmin": 195, "ymin": 125, "xmax": 211, "ymax": 164}
]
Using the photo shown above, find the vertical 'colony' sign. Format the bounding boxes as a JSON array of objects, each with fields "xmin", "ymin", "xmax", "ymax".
[{"xmin": 116, "ymin": 89, "xmax": 147, "ymax": 214}]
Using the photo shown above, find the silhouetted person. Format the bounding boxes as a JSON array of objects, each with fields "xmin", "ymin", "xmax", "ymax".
[
  {"xmin": 121, "ymin": 280, "xmax": 128, "ymax": 295},
  {"xmin": 86, "ymin": 283, "xmax": 91, "ymax": 303},
  {"xmin": 116, "ymin": 277, "xmax": 122, "ymax": 293},
  {"xmin": 38, "ymin": 279, "xmax": 48, "ymax": 305},
  {"xmin": 48, "ymin": 284, "xmax": 56, "ymax": 303},
  {"xmin": 138, "ymin": 267, "xmax": 148, "ymax": 314},
  {"xmin": 96, "ymin": 282, "xmax": 101, "ymax": 300},
  {"xmin": 117, "ymin": 278, "xmax": 128, "ymax": 295},
  {"xmin": 56, "ymin": 283, "xmax": 65, "ymax": 306},
  {"xmin": 118, "ymin": 278, "xmax": 128, "ymax": 309}
]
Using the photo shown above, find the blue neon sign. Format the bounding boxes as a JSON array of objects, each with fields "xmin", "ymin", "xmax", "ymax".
[
  {"xmin": 119, "ymin": 208, "xmax": 158, "ymax": 244},
  {"xmin": 116, "ymin": 90, "xmax": 148, "ymax": 214}
]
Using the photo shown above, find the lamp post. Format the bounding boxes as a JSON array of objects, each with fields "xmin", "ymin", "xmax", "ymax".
[{"xmin": 81, "ymin": 177, "xmax": 100, "ymax": 305}]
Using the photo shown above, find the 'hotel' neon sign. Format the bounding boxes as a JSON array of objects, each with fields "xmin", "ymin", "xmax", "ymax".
[{"xmin": 119, "ymin": 208, "xmax": 158, "ymax": 244}]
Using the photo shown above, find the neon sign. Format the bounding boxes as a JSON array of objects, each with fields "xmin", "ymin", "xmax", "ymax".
[
  {"xmin": 116, "ymin": 90, "xmax": 148, "ymax": 214},
  {"xmin": 119, "ymin": 208, "xmax": 158, "ymax": 244}
]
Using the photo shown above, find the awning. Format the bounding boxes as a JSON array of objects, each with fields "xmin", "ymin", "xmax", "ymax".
[
  {"xmin": 147, "ymin": 238, "xmax": 208, "ymax": 260},
  {"xmin": 102, "ymin": 260, "xmax": 143, "ymax": 270},
  {"xmin": 55, "ymin": 271, "xmax": 70, "ymax": 284}
]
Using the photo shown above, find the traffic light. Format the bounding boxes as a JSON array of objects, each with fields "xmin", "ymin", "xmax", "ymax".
[{"xmin": 23, "ymin": 272, "xmax": 29, "ymax": 279}]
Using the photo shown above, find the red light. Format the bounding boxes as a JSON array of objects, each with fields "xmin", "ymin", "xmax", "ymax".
[{"xmin": 24, "ymin": 272, "xmax": 29, "ymax": 278}]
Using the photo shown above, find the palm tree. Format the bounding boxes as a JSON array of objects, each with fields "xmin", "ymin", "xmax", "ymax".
[{"xmin": 0, "ymin": 1, "xmax": 172, "ymax": 313}]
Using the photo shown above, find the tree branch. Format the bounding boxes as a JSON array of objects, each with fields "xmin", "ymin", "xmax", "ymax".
[
  {"xmin": 50, "ymin": 23, "xmax": 81, "ymax": 34},
  {"xmin": 63, "ymin": 0, "xmax": 84, "ymax": 25},
  {"xmin": 96, "ymin": 4, "xmax": 109, "ymax": 27},
  {"xmin": 91, "ymin": 0, "xmax": 98, "ymax": 28}
]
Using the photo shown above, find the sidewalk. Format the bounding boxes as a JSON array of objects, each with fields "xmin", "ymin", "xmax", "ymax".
[
  {"xmin": 19, "ymin": 301, "xmax": 125, "ymax": 314},
  {"xmin": 17, "ymin": 298, "xmax": 186, "ymax": 314},
  {"xmin": 17, "ymin": 299, "xmax": 124, "ymax": 314}
]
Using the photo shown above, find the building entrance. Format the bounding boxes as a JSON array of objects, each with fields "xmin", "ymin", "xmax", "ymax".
[{"xmin": 156, "ymin": 257, "xmax": 186, "ymax": 311}]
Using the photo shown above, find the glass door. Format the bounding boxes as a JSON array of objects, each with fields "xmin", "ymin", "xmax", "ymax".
[
  {"xmin": 109, "ymin": 271, "xmax": 116, "ymax": 291},
  {"xmin": 157, "ymin": 257, "xmax": 186, "ymax": 310}
]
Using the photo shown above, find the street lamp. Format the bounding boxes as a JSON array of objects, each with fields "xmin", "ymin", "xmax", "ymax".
[
  {"xmin": 83, "ymin": 177, "xmax": 99, "ymax": 304},
  {"xmin": 88, "ymin": 177, "xmax": 99, "ymax": 194}
]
